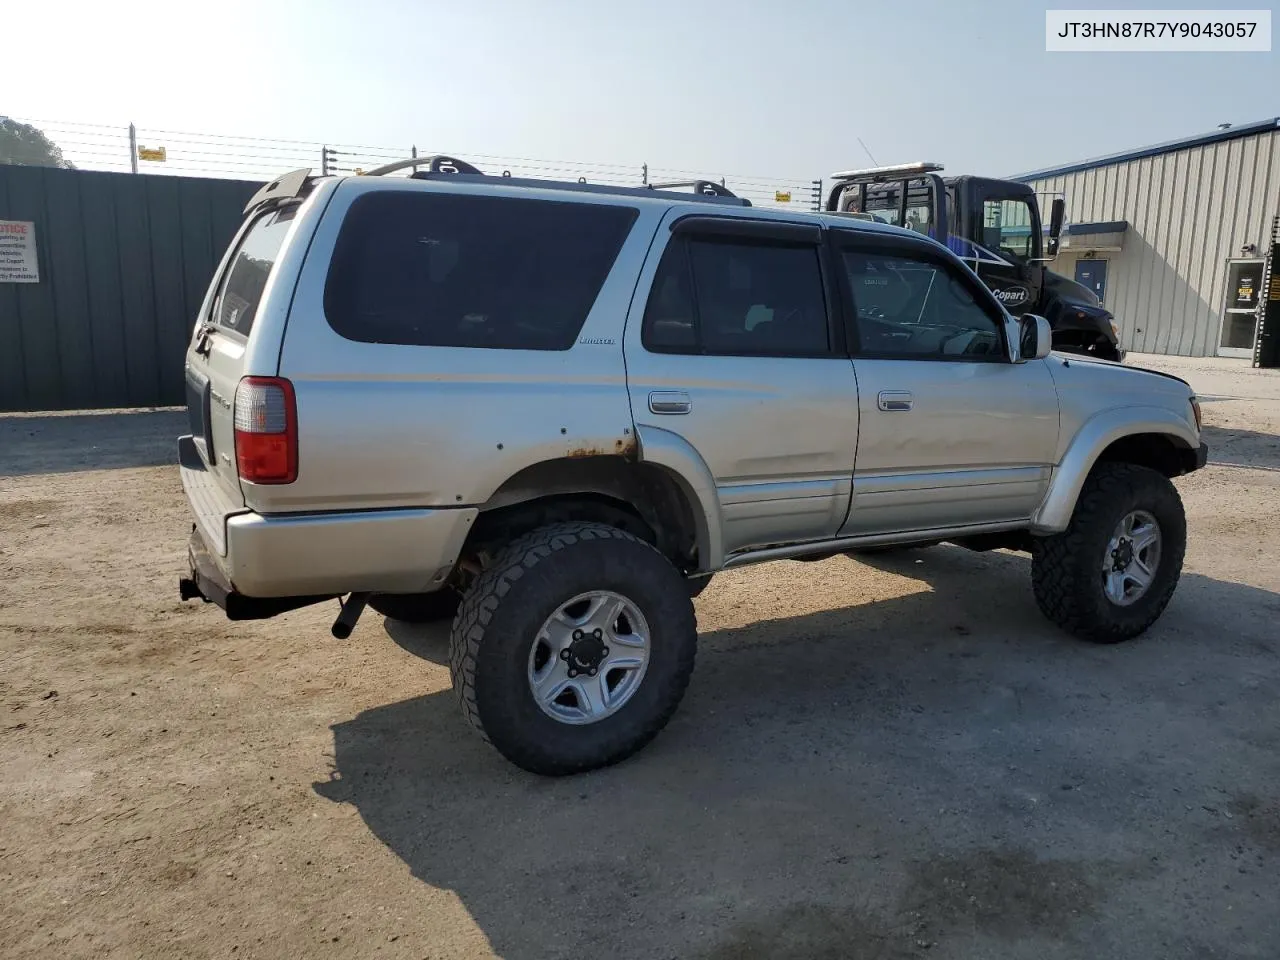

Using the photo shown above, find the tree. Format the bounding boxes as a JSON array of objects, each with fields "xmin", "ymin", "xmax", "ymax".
[{"xmin": 0, "ymin": 117, "xmax": 75, "ymax": 168}]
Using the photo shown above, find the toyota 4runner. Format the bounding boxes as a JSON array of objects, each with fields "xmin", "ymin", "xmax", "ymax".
[{"xmin": 178, "ymin": 157, "xmax": 1209, "ymax": 775}]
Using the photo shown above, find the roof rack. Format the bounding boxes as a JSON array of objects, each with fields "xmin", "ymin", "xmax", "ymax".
[
  {"xmin": 347, "ymin": 154, "xmax": 751, "ymax": 206},
  {"xmin": 362, "ymin": 155, "xmax": 484, "ymax": 177},
  {"xmin": 645, "ymin": 179, "xmax": 740, "ymax": 199}
]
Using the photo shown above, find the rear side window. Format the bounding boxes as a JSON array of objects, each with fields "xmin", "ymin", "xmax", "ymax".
[
  {"xmin": 642, "ymin": 236, "xmax": 830, "ymax": 356},
  {"xmin": 323, "ymin": 192, "xmax": 638, "ymax": 350},
  {"xmin": 212, "ymin": 206, "xmax": 296, "ymax": 336}
]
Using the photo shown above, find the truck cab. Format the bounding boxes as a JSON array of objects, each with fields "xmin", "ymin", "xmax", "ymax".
[{"xmin": 827, "ymin": 164, "xmax": 1125, "ymax": 362}]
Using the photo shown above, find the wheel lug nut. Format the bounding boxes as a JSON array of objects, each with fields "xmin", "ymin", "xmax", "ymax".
[
  {"xmin": 593, "ymin": 628, "xmax": 602, "ymax": 639},
  {"xmin": 601, "ymin": 647, "xmax": 609, "ymax": 657}
]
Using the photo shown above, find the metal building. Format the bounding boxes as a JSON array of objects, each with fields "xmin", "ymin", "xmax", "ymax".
[{"xmin": 1016, "ymin": 117, "xmax": 1280, "ymax": 359}]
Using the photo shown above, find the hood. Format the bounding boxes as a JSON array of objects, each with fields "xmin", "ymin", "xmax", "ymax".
[
  {"xmin": 1046, "ymin": 355, "xmax": 1197, "ymax": 427},
  {"xmin": 1053, "ymin": 352, "xmax": 1190, "ymax": 388},
  {"xmin": 1044, "ymin": 269, "xmax": 1101, "ymax": 306}
]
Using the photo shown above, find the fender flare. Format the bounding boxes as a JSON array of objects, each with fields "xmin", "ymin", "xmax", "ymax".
[
  {"xmin": 634, "ymin": 424, "xmax": 724, "ymax": 572},
  {"xmin": 1030, "ymin": 405, "xmax": 1199, "ymax": 534}
]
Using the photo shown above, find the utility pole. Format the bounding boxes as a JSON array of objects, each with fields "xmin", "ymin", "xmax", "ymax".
[
  {"xmin": 809, "ymin": 179, "xmax": 823, "ymax": 212},
  {"xmin": 321, "ymin": 146, "xmax": 332, "ymax": 176},
  {"xmin": 128, "ymin": 123, "xmax": 138, "ymax": 174},
  {"xmin": 642, "ymin": 163, "xmax": 648, "ymax": 186}
]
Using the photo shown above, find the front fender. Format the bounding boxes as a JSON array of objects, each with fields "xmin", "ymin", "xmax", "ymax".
[
  {"xmin": 1031, "ymin": 405, "xmax": 1198, "ymax": 534},
  {"xmin": 634, "ymin": 424, "xmax": 724, "ymax": 572}
]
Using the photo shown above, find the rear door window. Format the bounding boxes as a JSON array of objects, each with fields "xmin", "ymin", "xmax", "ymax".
[
  {"xmin": 211, "ymin": 206, "xmax": 296, "ymax": 336},
  {"xmin": 323, "ymin": 192, "xmax": 638, "ymax": 350}
]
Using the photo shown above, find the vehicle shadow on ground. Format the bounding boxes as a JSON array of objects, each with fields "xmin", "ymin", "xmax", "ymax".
[
  {"xmin": 1199, "ymin": 424, "xmax": 1280, "ymax": 472},
  {"xmin": 320, "ymin": 547, "xmax": 1280, "ymax": 960},
  {"xmin": 0, "ymin": 409, "xmax": 185, "ymax": 477}
]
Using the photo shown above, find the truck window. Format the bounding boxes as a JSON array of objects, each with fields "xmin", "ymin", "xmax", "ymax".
[
  {"xmin": 211, "ymin": 206, "xmax": 297, "ymax": 336},
  {"xmin": 323, "ymin": 192, "xmax": 638, "ymax": 351},
  {"xmin": 842, "ymin": 247, "xmax": 1005, "ymax": 361},
  {"xmin": 643, "ymin": 237, "xmax": 830, "ymax": 357},
  {"xmin": 981, "ymin": 198, "xmax": 1035, "ymax": 262}
]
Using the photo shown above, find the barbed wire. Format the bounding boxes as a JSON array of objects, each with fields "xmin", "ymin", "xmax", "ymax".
[{"xmin": 10, "ymin": 116, "xmax": 823, "ymax": 209}]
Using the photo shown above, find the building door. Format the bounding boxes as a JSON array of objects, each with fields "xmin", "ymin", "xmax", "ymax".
[
  {"xmin": 1218, "ymin": 259, "xmax": 1265, "ymax": 358},
  {"xmin": 1074, "ymin": 259, "xmax": 1108, "ymax": 304}
]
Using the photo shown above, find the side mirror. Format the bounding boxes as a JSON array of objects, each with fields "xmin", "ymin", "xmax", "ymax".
[
  {"xmin": 1018, "ymin": 314, "xmax": 1053, "ymax": 361},
  {"xmin": 1046, "ymin": 197, "xmax": 1065, "ymax": 257}
]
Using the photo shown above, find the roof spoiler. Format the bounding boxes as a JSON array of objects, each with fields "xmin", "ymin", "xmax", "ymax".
[{"xmin": 242, "ymin": 167, "xmax": 313, "ymax": 216}]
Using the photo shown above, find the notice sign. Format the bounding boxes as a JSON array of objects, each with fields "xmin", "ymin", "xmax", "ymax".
[{"xmin": 0, "ymin": 220, "xmax": 39, "ymax": 283}]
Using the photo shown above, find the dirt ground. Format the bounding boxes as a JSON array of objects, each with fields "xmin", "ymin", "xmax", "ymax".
[{"xmin": 2, "ymin": 353, "xmax": 1278, "ymax": 960}]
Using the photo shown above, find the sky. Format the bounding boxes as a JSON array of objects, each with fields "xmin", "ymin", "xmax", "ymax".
[{"xmin": 6, "ymin": 0, "xmax": 1279, "ymax": 186}]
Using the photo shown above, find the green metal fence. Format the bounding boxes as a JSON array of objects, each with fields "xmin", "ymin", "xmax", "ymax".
[{"xmin": 0, "ymin": 165, "xmax": 260, "ymax": 412}]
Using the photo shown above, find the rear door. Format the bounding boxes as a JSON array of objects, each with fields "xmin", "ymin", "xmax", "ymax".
[
  {"xmin": 623, "ymin": 212, "xmax": 859, "ymax": 558},
  {"xmin": 184, "ymin": 204, "xmax": 298, "ymax": 503}
]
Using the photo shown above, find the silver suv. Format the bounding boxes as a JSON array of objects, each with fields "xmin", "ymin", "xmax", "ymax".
[{"xmin": 178, "ymin": 156, "xmax": 1208, "ymax": 775}]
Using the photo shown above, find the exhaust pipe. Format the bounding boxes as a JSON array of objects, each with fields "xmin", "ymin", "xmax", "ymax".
[{"xmin": 331, "ymin": 592, "xmax": 370, "ymax": 639}]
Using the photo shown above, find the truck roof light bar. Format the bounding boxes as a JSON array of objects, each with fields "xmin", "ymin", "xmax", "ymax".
[{"xmin": 829, "ymin": 162, "xmax": 945, "ymax": 183}]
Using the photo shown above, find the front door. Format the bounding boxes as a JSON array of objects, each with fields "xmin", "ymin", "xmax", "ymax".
[
  {"xmin": 1218, "ymin": 259, "xmax": 1265, "ymax": 358},
  {"xmin": 1074, "ymin": 259, "xmax": 1109, "ymax": 304},
  {"xmin": 624, "ymin": 213, "xmax": 859, "ymax": 559},
  {"xmin": 833, "ymin": 231, "xmax": 1060, "ymax": 536}
]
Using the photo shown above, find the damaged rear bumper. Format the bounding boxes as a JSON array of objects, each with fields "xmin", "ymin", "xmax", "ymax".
[{"xmin": 179, "ymin": 526, "xmax": 337, "ymax": 620}]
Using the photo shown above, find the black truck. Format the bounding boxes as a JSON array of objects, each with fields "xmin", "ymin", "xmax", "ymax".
[{"xmin": 825, "ymin": 163, "xmax": 1125, "ymax": 362}]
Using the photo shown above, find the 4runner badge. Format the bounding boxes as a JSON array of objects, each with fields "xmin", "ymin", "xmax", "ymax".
[{"xmin": 578, "ymin": 337, "xmax": 616, "ymax": 345}]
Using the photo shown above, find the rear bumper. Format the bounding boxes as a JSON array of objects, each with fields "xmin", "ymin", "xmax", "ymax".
[
  {"xmin": 181, "ymin": 527, "xmax": 337, "ymax": 620},
  {"xmin": 178, "ymin": 435, "xmax": 478, "ymax": 602}
]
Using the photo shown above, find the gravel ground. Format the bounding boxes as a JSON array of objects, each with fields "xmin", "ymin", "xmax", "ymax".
[{"xmin": 1, "ymin": 354, "xmax": 1278, "ymax": 960}]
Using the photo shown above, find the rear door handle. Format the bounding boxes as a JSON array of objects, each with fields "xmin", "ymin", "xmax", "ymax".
[
  {"xmin": 877, "ymin": 390, "xmax": 913, "ymax": 412},
  {"xmin": 649, "ymin": 391, "xmax": 692, "ymax": 415}
]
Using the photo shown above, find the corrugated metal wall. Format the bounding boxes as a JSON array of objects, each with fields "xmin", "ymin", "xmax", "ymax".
[
  {"xmin": 1028, "ymin": 129, "xmax": 1280, "ymax": 357},
  {"xmin": 0, "ymin": 166, "xmax": 259, "ymax": 412}
]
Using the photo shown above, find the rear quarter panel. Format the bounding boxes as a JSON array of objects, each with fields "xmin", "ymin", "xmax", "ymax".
[{"xmin": 262, "ymin": 178, "xmax": 663, "ymax": 514}]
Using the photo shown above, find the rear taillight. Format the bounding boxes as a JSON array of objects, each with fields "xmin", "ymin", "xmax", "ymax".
[{"xmin": 233, "ymin": 376, "xmax": 297, "ymax": 484}]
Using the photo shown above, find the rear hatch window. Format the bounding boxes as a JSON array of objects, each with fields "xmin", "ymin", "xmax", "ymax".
[
  {"xmin": 212, "ymin": 206, "xmax": 297, "ymax": 335},
  {"xmin": 322, "ymin": 192, "xmax": 637, "ymax": 350}
]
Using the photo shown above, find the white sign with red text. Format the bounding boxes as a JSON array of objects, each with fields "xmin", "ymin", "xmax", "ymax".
[{"xmin": 0, "ymin": 220, "xmax": 40, "ymax": 282}]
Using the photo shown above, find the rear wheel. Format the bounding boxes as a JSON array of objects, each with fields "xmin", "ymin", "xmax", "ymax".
[
  {"xmin": 368, "ymin": 590, "xmax": 461, "ymax": 624},
  {"xmin": 449, "ymin": 522, "xmax": 697, "ymax": 775},
  {"xmin": 1031, "ymin": 462, "xmax": 1186, "ymax": 643}
]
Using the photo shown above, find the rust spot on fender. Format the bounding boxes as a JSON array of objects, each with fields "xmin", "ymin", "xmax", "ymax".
[{"xmin": 566, "ymin": 435, "xmax": 638, "ymax": 460}]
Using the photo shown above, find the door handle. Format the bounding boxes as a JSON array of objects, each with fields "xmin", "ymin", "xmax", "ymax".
[
  {"xmin": 649, "ymin": 391, "xmax": 692, "ymax": 415},
  {"xmin": 877, "ymin": 390, "xmax": 913, "ymax": 412}
]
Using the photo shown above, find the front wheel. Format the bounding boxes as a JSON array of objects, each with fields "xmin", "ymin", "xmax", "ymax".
[
  {"xmin": 449, "ymin": 522, "xmax": 697, "ymax": 775},
  {"xmin": 1031, "ymin": 462, "xmax": 1186, "ymax": 643}
]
